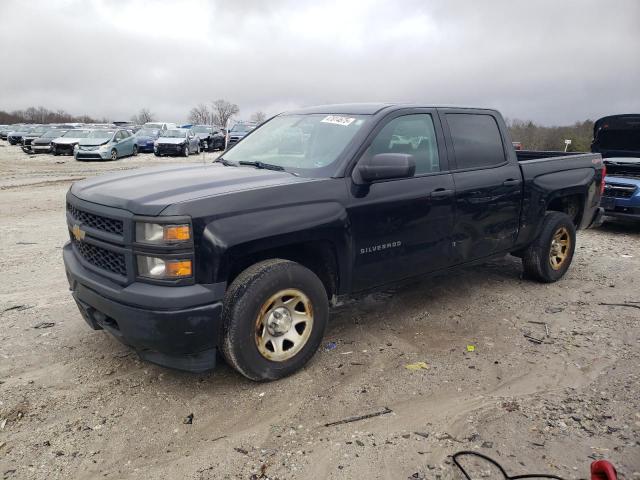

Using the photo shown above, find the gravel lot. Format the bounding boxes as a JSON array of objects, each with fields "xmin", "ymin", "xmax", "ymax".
[{"xmin": 0, "ymin": 142, "xmax": 638, "ymax": 480}]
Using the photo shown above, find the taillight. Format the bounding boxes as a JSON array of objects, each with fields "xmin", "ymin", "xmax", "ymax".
[{"xmin": 600, "ymin": 165, "xmax": 606, "ymax": 195}]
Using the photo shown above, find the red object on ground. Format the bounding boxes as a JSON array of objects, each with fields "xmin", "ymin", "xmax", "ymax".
[{"xmin": 591, "ymin": 460, "xmax": 617, "ymax": 480}]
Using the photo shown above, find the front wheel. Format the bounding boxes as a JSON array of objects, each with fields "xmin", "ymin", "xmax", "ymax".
[
  {"xmin": 132, "ymin": 145, "xmax": 138, "ymax": 156},
  {"xmin": 183, "ymin": 144, "xmax": 189, "ymax": 157},
  {"xmin": 110, "ymin": 149, "xmax": 117, "ymax": 161},
  {"xmin": 522, "ymin": 212, "xmax": 576, "ymax": 283},
  {"xmin": 221, "ymin": 259, "xmax": 329, "ymax": 381}
]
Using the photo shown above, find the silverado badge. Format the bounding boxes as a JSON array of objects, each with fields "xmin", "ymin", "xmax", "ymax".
[{"xmin": 72, "ymin": 224, "xmax": 85, "ymax": 241}]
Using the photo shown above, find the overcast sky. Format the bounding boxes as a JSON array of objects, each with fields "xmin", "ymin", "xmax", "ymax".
[{"xmin": 1, "ymin": 0, "xmax": 638, "ymax": 125}]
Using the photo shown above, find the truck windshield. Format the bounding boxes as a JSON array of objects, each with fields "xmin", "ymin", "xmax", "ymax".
[{"xmin": 222, "ymin": 114, "xmax": 368, "ymax": 176}]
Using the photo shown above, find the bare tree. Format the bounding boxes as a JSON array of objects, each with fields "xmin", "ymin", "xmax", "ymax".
[
  {"xmin": 131, "ymin": 108, "xmax": 154, "ymax": 125},
  {"xmin": 250, "ymin": 111, "xmax": 267, "ymax": 125},
  {"xmin": 188, "ymin": 104, "xmax": 212, "ymax": 125},
  {"xmin": 211, "ymin": 99, "xmax": 239, "ymax": 128}
]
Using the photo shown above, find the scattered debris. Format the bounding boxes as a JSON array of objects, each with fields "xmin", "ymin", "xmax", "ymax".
[
  {"xmin": 523, "ymin": 333, "xmax": 544, "ymax": 344},
  {"xmin": 545, "ymin": 306, "xmax": 564, "ymax": 314},
  {"xmin": 466, "ymin": 345, "xmax": 476, "ymax": 352},
  {"xmin": 324, "ymin": 407, "xmax": 392, "ymax": 427},
  {"xmin": 15, "ymin": 241, "xmax": 38, "ymax": 245},
  {"xmin": 404, "ymin": 362, "xmax": 429, "ymax": 371},
  {"xmin": 234, "ymin": 447, "xmax": 249, "ymax": 455},
  {"xmin": 324, "ymin": 341, "xmax": 337, "ymax": 351},
  {"xmin": 0, "ymin": 419, "xmax": 6, "ymax": 430},
  {"xmin": 33, "ymin": 322, "xmax": 55, "ymax": 329},
  {"xmin": 414, "ymin": 432, "xmax": 430, "ymax": 439},
  {"xmin": 599, "ymin": 302, "xmax": 640, "ymax": 310},
  {"xmin": 481, "ymin": 441, "xmax": 494, "ymax": 448},
  {"xmin": 183, "ymin": 413, "xmax": 193, "ymax": 425},
  {"xmin": 2, "ymin": 305, "xmax": 33, "ymax": 313}
]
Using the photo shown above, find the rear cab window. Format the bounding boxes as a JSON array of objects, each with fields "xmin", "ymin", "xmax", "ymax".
[{"xmin": 446, "ymin": 113, "xmax": 506, "ymax": 169}]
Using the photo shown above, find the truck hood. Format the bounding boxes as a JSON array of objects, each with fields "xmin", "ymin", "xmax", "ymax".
[{"xmin": 70, "ymin": 164, "xmax": 315, "ymax": 215}]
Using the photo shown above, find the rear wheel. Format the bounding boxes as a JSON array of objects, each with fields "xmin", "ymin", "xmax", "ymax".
[
  {"xmin": 522, "ymin": 212, "xmax": 576, "ymax": 283},
  {"xmin": 221, "ymin": 259, "xmax": 329, "ymax": 381}
]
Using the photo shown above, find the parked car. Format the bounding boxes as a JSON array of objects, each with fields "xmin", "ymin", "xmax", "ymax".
[
  {"xmin": 153, "ymin": 128, "xmax": 200, "ymax": 156},
  {"xmin": 134, "ymin": 128, "xmax": 161, "ymax": 153},
  {"xmin": 1, "ymin": 124, "xmax": 22, "ymax": 140},
  {"xmin": 7, "ymin": 125, "xmax": 36, "ymax": 145},
  {"xmin": 63, "ymin": 104, "xmax": 605, "ymax": 380},
  {"xmin": 21, "ymin": 125, "xmax": 57, "ymax": 152},
  {"xmin": 225, "ymin": 122, "xmax": 256, "ymax": 149},
  {"xmin": 75, "ymin": 128, "xmax": 138, "ymax": 161},
  {"xmin": 190, "ymin": 125, "xmax": 225, "ymax": 151},
  {"xmin": 51, "ymin": 129, "xmax": 91, "ymax": 155},
  {"xmin": 592, "ymin": 114, "xmax": 640, "ymax": 222},
  {"xmin": 144, "ymin": 122, "xmax": 176, "ymax": 132},
  {"xmin": 30, "ymin": 129, "xmax": 70, "ymax": 153}
]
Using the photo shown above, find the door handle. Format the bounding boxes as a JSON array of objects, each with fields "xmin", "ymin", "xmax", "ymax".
[
  {"xmin": 430, "ymin": 188, "xmax": 454, "ymax": 199},
  {"xmin": 502, "ymin": 179, "xmax": 521, "ymax": 186}
]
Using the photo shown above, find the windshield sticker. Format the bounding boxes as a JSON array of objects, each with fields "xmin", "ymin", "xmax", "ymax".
[{"xmin": 321, "ymin": 115, "xmax": 356, "ymax": 126}]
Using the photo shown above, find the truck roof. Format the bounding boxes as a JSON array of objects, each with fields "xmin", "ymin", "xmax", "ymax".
[{"xmin": 286, "ymin": 103, "xmax": 498, "ymax": 115}]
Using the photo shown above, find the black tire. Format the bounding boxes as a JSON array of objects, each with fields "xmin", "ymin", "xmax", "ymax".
[
  {"xmin": 221, "ymin": 259, "xmax": 329, "ymax": 381},
  {"xmin": 154, "ymin": 152, "xmax": 160, "ymax": 156},
  {"xmin": 183, "ymin": 144, "xmax": 189, "ymax": 157},
  {"xmin": 132, "ymin": 145, "xmax": 138, "ymax": 156},
  {"xmin": 522, "ymin": 212, "xmax": 576, "ymax": 283},
  {"xmin": 52, "ymin": 146, "xmax": 58, "ymax": 156},
  {"xmin": 110, "ymin": 149, "xmax": 117, "ymax": 161}
]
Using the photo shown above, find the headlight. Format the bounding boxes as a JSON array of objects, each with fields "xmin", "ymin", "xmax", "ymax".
[
  {"xmin": 137, "ymin": 256, "xmax": 192, "ymax": 279},
  {"xmin": 135, "ymin": 222, "xmax": 191, "ymax": 243}
]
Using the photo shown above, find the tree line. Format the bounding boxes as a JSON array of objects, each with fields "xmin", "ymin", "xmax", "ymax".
[
  {"xmin": 506, "ymin": 118, "xmax": 594, "ymax": 152},
  {"xmin": 0, "ymin": 106, "xmax": 101, "ymax": 125},
  {"xmin": 1, "ymin": 105, "xmax": 596, "ymax": 152}
]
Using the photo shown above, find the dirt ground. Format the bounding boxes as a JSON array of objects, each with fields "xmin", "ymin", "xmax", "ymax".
[{"xmin": 0, "ymin": 142, "xmax": 638, "ymax": 480}]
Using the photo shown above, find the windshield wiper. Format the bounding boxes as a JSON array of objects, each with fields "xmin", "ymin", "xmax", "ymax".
[
  {"xmin": 238, "ymin": 160, "xmax": 284, "ymax": 171},
  {"xmin": 214, "ymin": 157, "xmax": 237, "ymax": 167}
]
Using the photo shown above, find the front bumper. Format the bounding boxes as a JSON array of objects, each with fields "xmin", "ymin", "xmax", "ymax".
[
  {"xmin": 137, "ymin": 141, "xmax": 155, "ymax": 152},
  {"xmin": 75, "ymin": 149, "xmax": 111, "ymax": 160},
  {"xmin": 63, "ymin": 242, "xmax": 224, "ymax": 373},
  {"xmin": 155, "ymin": 143, "xmax": 185, "ymax": 155}
]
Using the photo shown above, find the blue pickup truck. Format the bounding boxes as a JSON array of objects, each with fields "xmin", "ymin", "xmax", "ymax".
[{"xmin": 592, "ymin": 114, "xmax": 640, "ymax": 221}]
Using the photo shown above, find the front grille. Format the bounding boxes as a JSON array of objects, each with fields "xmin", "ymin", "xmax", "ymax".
[
  {"xmin": 76, "ymin": 153, "xmax": 103, "ymax": 160},
  {"xmin": 603, "ymin": 184, "xmax": 636, "ymax": 199},
  {"xmin": 72, "ymin": 238, "xmax": 126, "ymax": 276},
  {"xmin": 67, "ymin": 203, "xmax": 124, "ymax": 235}
]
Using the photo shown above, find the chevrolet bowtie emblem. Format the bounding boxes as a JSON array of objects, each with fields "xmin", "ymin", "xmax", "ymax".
[{"xmin": 72, "ymin": 224, "xmax": 86, "ymax": 241}]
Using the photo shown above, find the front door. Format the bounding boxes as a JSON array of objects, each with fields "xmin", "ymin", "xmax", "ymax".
[{"xmin": 347, "ymin": 110, "xmax": 456, "ymax": 291}]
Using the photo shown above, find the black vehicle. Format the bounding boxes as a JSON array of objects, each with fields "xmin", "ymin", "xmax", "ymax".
[
  {"xmin": 7, "ymin": 125, "xmax": 35, "ymax": 145},
  {"xmin": 21, "ymin": 125, "xmax": 57, "ymax": 152},
  {"xmin": 153, "ymin": 128, "xmax": 201, "ymax": 156},
  {"xmin": 29, "ymin": 128, "xmax": 69, "ymax": 153},
  {"xmin": 190, "ymin": 125, "xmax": 225, "ymax": 151},
  {"xmin": 63, "ymin": 104, "xmax": 604, "ymax": 380},
  {"xmin": 0, "ymin": 125, "xmax": 20, "ymax": 140}
]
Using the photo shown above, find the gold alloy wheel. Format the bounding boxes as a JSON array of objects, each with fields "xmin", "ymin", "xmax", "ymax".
[
  {"xmin": 255, "ymin": 289, "xmax": 314, "ymax": 362},
  {"xmin": 549, "ymin": 226, "xmax": 571, "ymax": 270}
]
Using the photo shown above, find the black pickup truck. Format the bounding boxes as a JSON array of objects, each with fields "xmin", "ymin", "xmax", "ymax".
[{"xmin": 63, "ymin": 104, "xmax": 605, "ymax": 380}]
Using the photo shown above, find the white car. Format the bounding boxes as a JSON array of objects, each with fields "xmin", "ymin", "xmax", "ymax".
[{"xmin": 51, "ymin": 129, "xmax": 91, "ymax": 155}]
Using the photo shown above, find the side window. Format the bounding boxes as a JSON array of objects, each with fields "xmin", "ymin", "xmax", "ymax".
[
  {"xmin": 364, "ymin": 114, "xmax": 440, "ymax": 175},
  {"xmin": 446, "ymin": 114, "xmax": 505, "ymax": 169}
]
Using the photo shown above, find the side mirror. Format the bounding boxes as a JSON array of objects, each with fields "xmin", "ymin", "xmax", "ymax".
[{"xmin": 356, "ymin": 153, "xmax": 416, "ymax": 183}]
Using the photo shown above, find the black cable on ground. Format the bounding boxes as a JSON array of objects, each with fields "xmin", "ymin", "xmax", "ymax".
[{"xmin": 452, "ymin": 451, "xmax": 566, "ymax": 480}]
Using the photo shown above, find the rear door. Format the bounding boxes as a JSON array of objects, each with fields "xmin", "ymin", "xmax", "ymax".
[
  {"xmin": 440, "ymin": 109, "xmax": 522, "ymax": 263},
  {"xmin": 347, "ymin": 109, "xmax": 456, "ymax": 291}
]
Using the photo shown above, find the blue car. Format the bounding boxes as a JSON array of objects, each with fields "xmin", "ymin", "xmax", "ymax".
[
  {"xmin": 135, "ymin": 128, "xmax": 161, "ymax": 153},
  {"xmin": 75, "ymin": 128, "xmax": 138, "ymax": 161},
  {"xmin": 592, "ymin": 114, "xmax": 640, "ymax": 222}
]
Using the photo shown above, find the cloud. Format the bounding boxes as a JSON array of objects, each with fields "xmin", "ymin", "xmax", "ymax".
[{"xmin": 1, "ymin": 0, "xmax": 638, "ymax": 124}]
